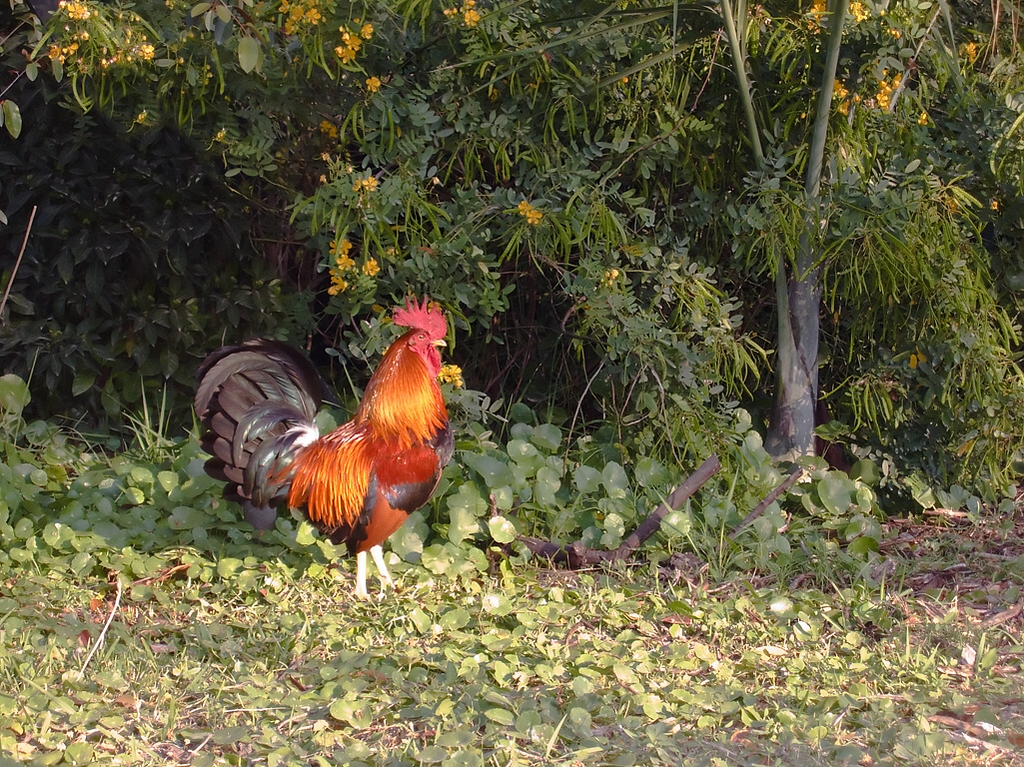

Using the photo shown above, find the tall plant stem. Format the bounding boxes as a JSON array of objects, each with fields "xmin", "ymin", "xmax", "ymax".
[
  {"xmin": 0, "ymin": 205, "xmax": 37, "ymax": 323},
  {"xmin": 766, "ymin": 0, "xmax": 849, "ymax": 459},
  {"xmin": 718, "ymin": 0, "xmax": 764, "ymax": 169}
]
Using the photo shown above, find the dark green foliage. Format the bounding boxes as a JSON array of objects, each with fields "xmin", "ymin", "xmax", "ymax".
[{"xmin": 0, "ymin": 77, "xmax": 308, "ymax": 434}]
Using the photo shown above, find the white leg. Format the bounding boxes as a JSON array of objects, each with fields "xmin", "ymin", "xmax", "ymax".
[
  {"xmin": 354, "ymin": 550, "xmax": 369, "ymax": 599},
  {"xmin": 369, "ymin": 544, "xmax": 394, "ymax": 595}
]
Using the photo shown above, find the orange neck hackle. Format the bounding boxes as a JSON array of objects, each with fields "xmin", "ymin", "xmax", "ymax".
[{"xmin": 356, "ymin": 329, "xmax": 448, "ymax": 448}]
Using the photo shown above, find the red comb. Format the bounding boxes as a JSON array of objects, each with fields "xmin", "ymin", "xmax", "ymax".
[{"xmin": 393, "ymin": 295, "xmax": 447, "ymax": 339}]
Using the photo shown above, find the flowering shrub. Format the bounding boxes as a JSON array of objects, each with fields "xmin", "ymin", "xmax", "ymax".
[{"xmin": 8, "ymin": 0, "xmax": 1024, "ymax": 492}]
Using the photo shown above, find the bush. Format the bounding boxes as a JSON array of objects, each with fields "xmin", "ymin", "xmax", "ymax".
[{"xmin": 0, "ymin": 73, "xmax": 310, "ymax": 434}]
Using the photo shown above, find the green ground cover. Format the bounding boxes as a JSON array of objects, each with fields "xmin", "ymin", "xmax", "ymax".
[{"xmin": 1, "ymin": 434, "xmax": 1022, "ymax": 765}]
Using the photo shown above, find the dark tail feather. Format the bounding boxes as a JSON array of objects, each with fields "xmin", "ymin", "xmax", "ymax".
[{"xmin": 195, "ymin": 339, "xmax": 331, "ymax": 522}]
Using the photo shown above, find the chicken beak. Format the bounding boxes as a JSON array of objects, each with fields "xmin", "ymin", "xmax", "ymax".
[{"xmin": 432, "ymin": 339, "xmax": 447, "ymax": 348}]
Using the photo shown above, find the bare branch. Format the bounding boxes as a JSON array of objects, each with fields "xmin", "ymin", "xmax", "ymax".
[
  {"xmin": 519, "ymin": 454, "xmax": 722, "ymax": 568},
  {"xmin": 0, "ymin": 205, "xmax": 37, "ymax": 323},
  {"xmin": 729, "ymin": 466, "xmax": 804, "ymax": 540}
]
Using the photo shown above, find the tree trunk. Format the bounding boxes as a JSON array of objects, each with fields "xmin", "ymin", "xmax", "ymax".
[
  {"xmin": 765, "ymin": 255, "xmax": 822, "ymax": 459},
  {"xmin": 763, "ymin": 0, "xmax": 847, "ymax": 459}
]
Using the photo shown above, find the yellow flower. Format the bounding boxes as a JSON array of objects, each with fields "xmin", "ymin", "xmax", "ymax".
[
  {"xmin": 327, "ymin": 275, "xmax": 349, "ymax": 295},
  {"xmin": 320, "ymin": 120, "xmax": 339, "ymax": 138},
  {"xmin": 603, "ymin": 268, "xmax": 620, "ymax": 286},
  {"xmin": 517, "ymin": 200, "xmax": 542, "ymax": 225},
  {"xmin": 991, "ymin": 199, "xmax": 1000, "ymax": 210},
  {"xmin": 59, "ymin": 0, "xmax": 92, "ymax": 20},
  {"xmin": 445, "ymin": 0, "xmax": 481, "ymax": 27},
  {"xmin": 331, "ymin": 238, "xmax": 355, "ymax": 270},
  {"xmin": 874, "ymin": 71, "xmax": 901, "ymax": 110},
  {"xmin": 282, "ymin": 0, "xmax": 324, "ymax": 35},
  {"xmin": 807, "ymin": 0, "xmax": 826, "ymax": 29},
  {"xmin": 360, "ymin": 23, "xmax": 374, "ymax": 39},
  {"xmin": 917, "ymin": 111, "xmax": 928, "ymax": 125},
  {"xmin": 960, "ymin": 41, "xmax": 979, "ymax": 63},
  {"xmin": 438, "ymin": 364, "xmax": 464, "ymax": 388},
  {"xmin": 333, "ymin": 29, "xmax": 363, "ymax": 62},
  {"xmin": 353, "ymin": 175, "xmax": 378, "ymax": 193},
  {"xmin": 365, "ymin": 76, "xmax": 381, "ymax": 93},
  {"xmin": 849, "ymin": 1, "xmax": 870, "ymax": 22},
  {"xmin": 362, "ymin": 258, "xmax": 380, "ymax": 276}
]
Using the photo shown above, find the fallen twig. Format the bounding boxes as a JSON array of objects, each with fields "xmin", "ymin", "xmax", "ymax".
[
  {"xmin": 979, "ymin": 600, "xmax": 1023, "ymax": 630},
  {"xmin": 519, "ymin": 454, "xmax": 722, "ymax": 568},
  {"xmin": 131, "ymin": 562, "xmax": 191, "ymax": 586},
  {"xmin": 0, "ymin": 205, "xmax": 37, "ymax": 322},
  {"xmin": 729, "ymin": 466, "xmax": 804, "ymax": 540},
  {"xmin": 923, "ymin": 507, "xmax": 972, "ymax": 520},
  {"xmin": 78, "ymin": 575, "xmax": 122, "ymax": 680}
]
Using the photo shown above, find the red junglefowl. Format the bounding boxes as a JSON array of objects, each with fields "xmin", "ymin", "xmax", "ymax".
[{"xmin": 194, "ymin": 297, "xmax": 453, "ymax": 598}]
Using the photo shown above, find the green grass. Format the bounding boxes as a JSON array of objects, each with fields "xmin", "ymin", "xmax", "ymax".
[{"xmin": 1, "ymin": 438, "xmax": 1023, "ymax": 765}]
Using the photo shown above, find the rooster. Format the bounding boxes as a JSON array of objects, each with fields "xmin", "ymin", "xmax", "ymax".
[{"xmin": 194, "ymin": 297, "xmax": 453, "ymax": 598}]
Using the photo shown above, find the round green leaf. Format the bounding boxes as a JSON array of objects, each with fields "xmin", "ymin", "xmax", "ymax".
[
  {"xmin": 294, "ymin": 521, "xmax": 318, "ymax": 546},
  {"xmin": 574, "ymin": 465, "xmax": 601, "ymax": 494},
  {"xmin": 212, "ymin": 725, "xmax": 250, "ymax": 745},
  {"xmin": 530, "ymin": 423, "xmax": 562, "ymax": 450},
  {"xmin": 415, "ymin": 746, "xmax": 448, "ymax": 763},
  {"xmin": 329, "ymin": 698, "xmax": 372, "ymax": 728},
  {"xmin": 816, "ymin": 473, "xmax": 854, "ymax": 515},
  {"xmin": 157, "ymin": 470, "xmax": 179, "ymax": 492},
  {"xmin": 487, "ymin": 515, "xmax": 516, "ymax": 544},
  {"xmin": 216, "ymin": 557, "xmax": 243, "ymax": 578},
  {"xmin": 0, "ymin": 374, "xmax": 30, "ymax": 414},
  {"xmin": 63, "ymin": 742, "xmax": 93, "ymax": 767},
  {"xmin": 463, "ymin": 454, "xmax": 514, "ymax": 488},
  {"xmin": 601, "ymin": 462, "xmax": 629, "ymax": 498},
  {"xmin": 635, "ymin": 456, "xmax": 668, "ymax": 488},
  {"xmin": 482, "ymin": 593, "xmax": 511, "ymax": 616},
  {"xmin": 483, "ymin": 707, "xmax": 515, "ymax": 726},
  {"xmin": 438, "ymin": 607, "xmax": 470, "ymax": 630}
]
